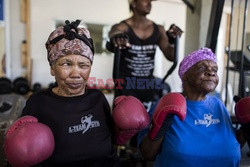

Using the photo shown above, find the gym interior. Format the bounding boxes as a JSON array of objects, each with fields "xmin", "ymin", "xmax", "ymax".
[{"xmin": 0, "ymin": 0, "xmax": 250, "ymax": 166}]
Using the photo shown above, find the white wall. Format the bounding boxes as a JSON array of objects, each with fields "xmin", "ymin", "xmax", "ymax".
[
  {"xmin": 3, "ymin": 0, "xmax": 250, "ymax": 111},
  {"xmin": 28, "ymin": 0, "xmax": 186, "ymax": 90},
  {"xmin": 6, "ymin": 0, "xmax": 249, "ymax": 94},
  {"xmin": 149, "ymin": 1, "xmax": 186, "ymax": 92},
  {"xmin": 6, "ymin": 0, "xmax": 26, "ymax": 79},
  {"xmin": 30, "ymin": 0, "xmax": 130, "ymax": 87},
  {"xmin": 200, "ymin": 0, "xmax": 212, "ymax": 48}
]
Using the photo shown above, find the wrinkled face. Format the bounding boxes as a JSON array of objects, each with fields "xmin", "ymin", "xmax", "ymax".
[
  {"xmin": 184, "ymin": 60, "xmax": 219, "ymax": 94},
  {"xmin": 50, "ymin": 55, "xmax": 91, "ymax": 96},
  {"xmin": 133, "ymin": 0, "xmax": 152, "ymax": 14}
]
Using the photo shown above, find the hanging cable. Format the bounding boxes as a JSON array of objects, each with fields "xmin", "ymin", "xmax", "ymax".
[
  {"xmin": 224, "ymin": 0, "xmax": 234, "ymax": 106},
  {"xmin": 238, "ymin": 0, "xmax": 249, "ymax": 98}
]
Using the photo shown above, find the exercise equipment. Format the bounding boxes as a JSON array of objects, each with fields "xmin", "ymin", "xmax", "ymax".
[
  {"xmin": 157, "ymin": 36, "xmax": 179, "ymax": 98},
  {"xmin": 225, "ymin": 0, "xmax": 249, "ymax": 103},
  {"xmin": 206, "ymin": 0, "xmax": 225, "ymax": 52},
  {"xmin": 48, "ymin": 82, "xmax": 57, "ymax": 89},
  {"xmin": 0, "ymin": 77, "xmax": 12, "ymax": 94},
  {"xmin": 0, "ymin": 94, "xmax": 27, "ymax": 166},
  {"xmin": 106, "ymin": 23, "xmax": 180, "ymax": 166},
  {"xmin": 13, "ymin": 77, "xmax": 30, "ymax": 95},
  {"xmin": 32, "ymin": 82, "xmax": 42, "ymax": 92},
  {"xmin": 106, "ymin": 36, "xmax": 179, "ymax": 103},
  {"xmin": 238, "ymin": 0, "xmax": 249, "ymax": 98},
  {"xmin": 226, "ymin": 0, "xmax": 250, "ymax": 158}
]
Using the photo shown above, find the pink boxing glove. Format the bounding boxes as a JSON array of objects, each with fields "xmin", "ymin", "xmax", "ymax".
[
  {"xmin": 113, "ymin": 96, "xmax": 150, "ymax": 145},
  {"xmin": 148, "ymin": 92, "xmax": 187, "ymax": 140},
  {"xmin": 4, "ymin": 115, "xmax": 55, "ymax": 167}
]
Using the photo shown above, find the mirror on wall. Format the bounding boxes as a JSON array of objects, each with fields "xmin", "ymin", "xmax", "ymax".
[{"xmin": 55, "ymin": 20, "xmax": 112, "ymax": 54}]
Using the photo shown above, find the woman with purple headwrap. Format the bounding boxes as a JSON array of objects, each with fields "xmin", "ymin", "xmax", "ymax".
[
  {"xmin": 137, "ymin": 48, "xmax": 244, "ymax": 166},
  {"xmin": 19, "ymin": 20, "xmax": 120, "ymax": 166}
]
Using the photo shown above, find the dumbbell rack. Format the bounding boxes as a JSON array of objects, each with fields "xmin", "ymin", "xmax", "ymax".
[
  {"xmin": 0, "ymin": 94, "xmax": 27, "ymax": 167},
  {"xmin": 0, "ymin": 126, "xmax": 8, "ymax": 166}
]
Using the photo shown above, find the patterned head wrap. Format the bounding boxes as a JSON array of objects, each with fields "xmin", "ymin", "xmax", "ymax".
[
  {"xmin": 178, "ymin": 47, "xmax": 217, "ymax": 80},
  {"xmin": 45, "ymin": 20, "xmax": 94, "ymax": 65}
]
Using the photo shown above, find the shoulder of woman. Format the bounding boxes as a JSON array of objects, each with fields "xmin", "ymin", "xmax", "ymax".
[
  {"xmin": 111, "ymin": 21, "xmax": 129, "ymax": 32},
  {"xmin": 28, "ymin": 89, "xmax": 48, "ymax": 99},
  {"xmin": 207, "ymin": 94, "xmax": 223, "ymax": 103},
  {"xmin": 157, "ymin": 24, "xmax": 166, "ymax": 33},
  {"xmin": 87, "ymin": 88, "xmax": 105, "ymax": 96}
]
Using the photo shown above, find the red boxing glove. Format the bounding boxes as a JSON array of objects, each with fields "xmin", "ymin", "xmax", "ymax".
[
  {"xmin": 148, "ymin": 92, "xmax": 186, "ymax": 140},
  {"xmin": 235, "ymin": 97, "xmax": 250, "ymax": 143},
  {"xmin": 113, "ymin": 96, "xmax": 150, "ymax": 145},
  {"xmin": 235, "ymin": 97, "xmax": 250, "ymax": 124},
  {"xmin": 4, "ymin": 116, "xmax": 55, "ymax": 167}
]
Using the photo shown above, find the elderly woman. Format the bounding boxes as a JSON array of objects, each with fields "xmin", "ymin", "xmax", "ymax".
[
  {"xmin": 19, "ymin": 20, "xmax": 120, "ymax": 166},
  {"xmin": 137, "ymin": 48, "xmax": 244, "ymax": 167}
]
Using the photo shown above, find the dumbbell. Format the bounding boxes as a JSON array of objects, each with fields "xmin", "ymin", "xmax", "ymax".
[
  {"xmin": 0, "ymin": 102, "xmax": 12, "ymax": 113},
  {"xmin": 32, "ymin": 82, "xmax": 42, "ymax": 92},
  {"xmin": 13, "ymin": 77, "xmax": 30, "ymax": 95},
  {"xmin": 48, "ymin": 82, "xmax": 57, "ymax": 89},
  {"xmin": 0, "ymin": 77, "xmax": 12, "ymax": 94}
]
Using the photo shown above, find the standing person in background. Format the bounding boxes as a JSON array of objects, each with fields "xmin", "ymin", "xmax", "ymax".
[
  {"xmin": 107, "ymin": 0, "xmax": 183, "ymax": 157},
  {"xmin": 108, "ymin": 0, "xmax": 183, "ymax": 110}
]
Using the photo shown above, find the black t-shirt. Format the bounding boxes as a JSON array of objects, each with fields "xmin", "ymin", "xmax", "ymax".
[{"xmin": 22, "ymin": 88, "xmax": 120, "ymax": 167}]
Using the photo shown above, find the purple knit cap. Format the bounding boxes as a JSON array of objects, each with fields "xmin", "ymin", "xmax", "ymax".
[
  {"xmin": 178, "ymin": 47, "xmax": 217, "ymax": 80},
  {"xmin": 45, "ymin": 21, "xmax": 94, "ymax": 65}
]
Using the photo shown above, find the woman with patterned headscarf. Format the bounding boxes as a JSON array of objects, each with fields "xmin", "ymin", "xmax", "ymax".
[
  {"xmin": 18, "ymin": 20, "xmax": 120, "ymax": 166},
  {"xmin": 4, "ymin": 19, "xmax": 151, "ymax": 167}
]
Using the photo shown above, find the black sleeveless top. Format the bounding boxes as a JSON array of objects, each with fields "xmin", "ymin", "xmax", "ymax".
[
  {"xmin": 114, "ymin": 21, "xmax": 161, "ymax": 104},
  {"xmin": 120, "ymin": 21, "xmax": 161, "ymax": 78}
]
